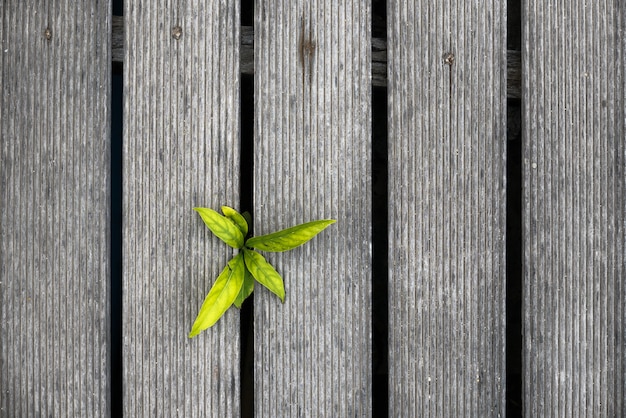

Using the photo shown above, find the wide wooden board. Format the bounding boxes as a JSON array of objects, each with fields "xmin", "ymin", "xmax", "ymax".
[
  {"xmin": 522, "ymin": 1, "xmax": 625, "ymax": 415},
  {"xmin": 387, "ymin": 1, "xmax": 507, "ymax": 415},
  {"xmin": 0, "ymin": 2, "xmax": 111, "ymax": 415},
  {"xmin": 123, "ymin": 1, "xmax": 241, "ymax": 416},
  {"xmin": 254, "ymin": 1, "xmax": 372, "ymax": 415}
]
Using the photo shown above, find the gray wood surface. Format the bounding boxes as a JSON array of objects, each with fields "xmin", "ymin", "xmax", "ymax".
[
  {"xmin": 112, "ymin": 17, "xmax": 523, "ymax": 97},
  {"xmin": 522, "ymin": 1, "xmax": 625, "ymax": 415},
  {"xmin": 0, "ymin": 2, "xmax": 111, "ymax": 416},
  {"xmin": 122, "ymin": 1, "xmax": 240, "ymax": 416},
  {"xmin": 387, "ymin": 1, "xmax": 507, "ymax": 416},
  {"xmin": 253, "ymin": 1, "xmax": 372, "ymax": 415}
]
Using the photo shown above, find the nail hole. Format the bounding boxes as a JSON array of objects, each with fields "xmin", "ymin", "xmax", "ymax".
[
  {"xmin": 44, "ymin": 27, "xmax": 52, "ymax": 41},
  {"xmin": 172, "ymin": 26, "xmax": 182, "ymax": 40},
  {"xmin": 443, "ymin": 52, "xmax": 455, "ymax": 66}
]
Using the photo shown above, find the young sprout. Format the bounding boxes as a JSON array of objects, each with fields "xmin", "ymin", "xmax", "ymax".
[{"xmin": 189, "ymin": 206, "xmax": 335, "ymax": 338}]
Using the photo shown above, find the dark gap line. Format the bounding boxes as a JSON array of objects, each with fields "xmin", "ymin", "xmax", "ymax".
[
  {"xmin": 239, "ymin": 4, "xmax": 255, "ymax": 418},
  {"xmin": 371, "ymin": 84, "xmax": 389, "ymax": 417},
  {"xmin": 239, "ymin": 43, "xmax": 255, "ymax": 418},
  {"xmin": 506, "ymin": 0, "xmax": 523, "ymax": 415},
  {"xmin": 111, "ymin": 4, "xmax": 124, "ymax": 418},
  {"xmin": 110, "ymin": 49, "xmax": 123, "ymax": 417},
  {"xmin": 506, "ymin": 99, "xmax": 523, "ymax": 417},
  {"xmin": 239, "ymin": 73, "xmax": 254, "ymax": 418},
  {"xmin": 371, "ymin": 0, "xmax": 388, "ymax": 415}
]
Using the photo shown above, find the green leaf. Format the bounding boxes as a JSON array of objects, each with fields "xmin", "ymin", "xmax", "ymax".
[
  {"xmin": 243, "ymin": 248, "xmax": 285, "ymax": 302},
  {"xmin": 221, "ymin": 206, "xmax": 248, "ymax": 237},
  {"xmin": 189, "ymin": 253, "xmax": 245, "ymax": 337},
  {"xmin": 233, "ymin": 266, "xmax": 255, "ymax": 308},
  {"xmin": 194, "ymin": 207, "xmax": 244, "ymax": 249},
  {"xmin": 245, "ymin": 219, "xmax": 336, "ymax": 252},
  {"xmin": 242, "ymin": 211, "xmax": 253, "ymax": 230}
]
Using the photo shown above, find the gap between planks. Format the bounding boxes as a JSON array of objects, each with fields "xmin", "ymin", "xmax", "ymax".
[{"xmin": 112, "ymin": 16, "xmax": 521, "ymax": 98}]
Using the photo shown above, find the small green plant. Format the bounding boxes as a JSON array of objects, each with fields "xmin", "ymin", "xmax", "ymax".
[{"xmin": 189, "ymin": 206, "xmax": 335, "ymax": 338}]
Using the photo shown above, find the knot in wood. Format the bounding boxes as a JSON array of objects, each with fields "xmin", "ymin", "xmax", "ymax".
[
  {"xmin": 172, "ymin": 26, "xmax": 182, "ymax": 40},
  {"xmin": 302, "ymin": 39, "xmax": 316, "ymax": 58},
  {"xmin": 443, "ymin": 52, "xmax": 455, "ymax": 66},
  {"xmin": 44, "ymin": 27, "xmax": 52, "ymax": 41},
  {"xmin": 299, "ymin": 36, "xmax": 316, "ymax": 68}
]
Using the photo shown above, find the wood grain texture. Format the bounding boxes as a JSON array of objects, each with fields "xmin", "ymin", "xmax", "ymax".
[
  {"xmin": 523, "ymin": 0, "xmax": 625, "ymax": 415},
  {"xmin": 112, "ymin": 14, "xmax": 124, "ymax": 63},
  {"xmin": 387, "ymin": 1, "xmax": 507, "ymax": 416},
  {"xmin": 254, "ymin": 1, "xmax": 372, "ymax": 415},
  {"xmin": 123, "ymin": 1, "xmax": 240, "ymax": 416},
  {"xmin": 0, "ymin": 2, "xmax": 111, "ymax": 416},
  {"xmin": 112, "ymin": 18, "xmax": 522, "ymax": 97}
]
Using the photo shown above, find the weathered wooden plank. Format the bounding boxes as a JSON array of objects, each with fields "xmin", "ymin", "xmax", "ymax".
[
  {"xmin": 387, "ymin": 1, "xmax": 507, "ymax": 416},
  {"xmin": 112, "ymin": 13, "xmax": 124, "ymax": 63},
  {"xmin": 112, "ymin": 17, "xmax": 522, "ymax": 98},
  {"xmin": 0, "ymin": 2, "xmax": 111, "ymax": 416},
  {"xmin": 523, "ymin": 1, "xmax": 625, "ymax": 415},
  {"xmin": 123, "ymin": 1, "xmax": 240, "ymax": 416},
  {"xmin": 254, "ymin": 1, "xmax": 371, "ymax": 415}
]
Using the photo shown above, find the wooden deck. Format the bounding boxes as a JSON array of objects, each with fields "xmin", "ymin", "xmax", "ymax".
[{"xmin": 1, "ymin": 1, "xmax": 624, "ymax": 416}]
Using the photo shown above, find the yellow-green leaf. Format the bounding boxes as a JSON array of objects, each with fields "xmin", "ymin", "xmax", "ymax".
[
  {"xmin": 221, "ymin": 206, "xmax": 248, "ymax": 237},
  {"xmin": 233, "ymin": 267, "xmax": 255, "ymax": 308},
  {"xmin": 245, "ymin": 219, "xmax": 336, "ymax": 252},
  {"xmin": 242, "ymin": 211, "xmax": 252, "ymax": 230},
  {"xmin": 194, "ymin": 207, "xmax": 244, "ymax": 249},
  {"xmin": 189, "ymin": 253, "xmax": 245, "ymax": 337},
  {"xmin": 243, "ymin": 248, "xmax": 285, "ymax": 302}
]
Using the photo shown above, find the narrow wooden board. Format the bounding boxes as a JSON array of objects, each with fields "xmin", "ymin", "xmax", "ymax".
[
  {"xmin": 0, "ymin": 2, "xmax": 111, "ymax": 416},
  {"xmin": 522, "ymin": 1, "xmax": 625, "ymax": 415},
  {"xmin": 387, "ymin": 1, "xmax": 507, "ymax": 415},
  {"xmin": 253, "ymin": 1, "xmax": 372, "ymax": 415},
  {"xmin": 123, "ymin": 1, "xmax": 241, "ymax": 415}
]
